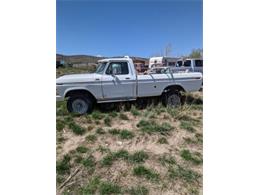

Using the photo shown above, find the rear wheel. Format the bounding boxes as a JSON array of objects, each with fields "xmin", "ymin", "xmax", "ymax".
[{"xmin": 67, "ymin": 96, "xmax": 93, "ymax": 114}]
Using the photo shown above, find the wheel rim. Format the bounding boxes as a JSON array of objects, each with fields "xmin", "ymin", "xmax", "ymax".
[
  {"xmin": 72, "ymin": 99, "xmax": 88, "ymax": 114},
  {"xmin": 167, "ymin": 94, "xmax": 181, "ymax": 107}
]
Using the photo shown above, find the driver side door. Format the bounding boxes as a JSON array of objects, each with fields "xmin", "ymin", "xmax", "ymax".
[{"xmin": 101, "ymin": 61, "xmax": 135, "ymax": 100}]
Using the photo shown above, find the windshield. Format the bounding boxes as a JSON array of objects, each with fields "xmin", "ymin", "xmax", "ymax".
[{"xmin": 95, "ymin": 62, "xmax": 107, "ymax": 74}]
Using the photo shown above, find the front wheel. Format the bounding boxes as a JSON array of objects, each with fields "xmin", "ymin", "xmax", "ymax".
[
  {"xmin": 164, "ymin": 92, "xmax": 181, "ymax": 107},
  {"xmin": 67, "ymin": 96, "xmax": 93, "ymax": 115}
]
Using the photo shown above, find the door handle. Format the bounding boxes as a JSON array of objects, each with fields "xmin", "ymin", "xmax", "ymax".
[{"xmin": 125, "ymin": 77, "xmax": 130, "ymax": 79}]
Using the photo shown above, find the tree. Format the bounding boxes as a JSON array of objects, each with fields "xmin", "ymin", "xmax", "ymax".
[{"xmin": 189, "ymin": 49, "xmax": 203, "ymax": 58}]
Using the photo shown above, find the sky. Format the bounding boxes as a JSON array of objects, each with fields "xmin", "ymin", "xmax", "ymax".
[{"xmin": 56, "ymin": 0, "xmax": 202, "ymax": 58}]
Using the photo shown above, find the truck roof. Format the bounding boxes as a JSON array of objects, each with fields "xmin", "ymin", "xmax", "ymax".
[{"xmin": 98, "ymin": 56, "xmax": 132, "ymax": 63}]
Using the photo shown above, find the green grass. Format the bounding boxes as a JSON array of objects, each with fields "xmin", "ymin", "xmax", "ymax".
[
  {"xmin": 85, "ymin": 134, "xmax": 97, "ymax": 142},
  {"xmin": 168, "ymin": 165, "xmax": 200, "ymax": 183},
  {"xmin": 76, "ymin": 146, "xmax": 89, "ymax": 153},
  {"xmin": 101, "ymin": 154, "xmax": 115, "ymax": 166},
  {"xmin": 56, "ymin": 155, "xmax": 71, "ymax": 175},
  {"xmin": 108, "ymin": 128, "xmax": 120, "ymax": 135},
  {"xmin": 82, "ymin": 178, "xmax": 121, "ymax": 195},
  {"xmin": 137, "ymin": 120, "xmax": 173, "ymax": 135},
  {"xmin": 180, "ymin": 121, "xmax": 196, "ymax": 132},
  {"xmin": 68, "ymin": 122, "xmax": 86, "ymax": 135},
  {"xmin": 91, "ymin": 110, "xmax": 104, "ymax": 120},
  {"xmin": 129, "ymin": 151, "xmax": 149, "ymax": 163},
  {"xmin": 130, "ymin": 106, "xmax": 141, "ymax": 116},
  {"xmin": 82, "ymin": 177, "xmax": 101, "ymax": 195},
  {"xmin": 133, "ymin": 165, "xmax": 159, "ymax": 181},
  {"xmin": 127, "ymin": 186, "xmax": 149, "ymax": 195},
  {"xmin": 157, "ymin": 137, "xmax": 168, "ymax": 144},
  {"xmin": 110, "ymin": 111, "xmax": 118, "ymax": 117},
  {"xmin": 119, "ymin": 130, "xmax": 134, "ymax": 139},
  {"xmin": 108, "ymin": 129, "xmax": 134, "ymax": 139},
  {"xmin": 113, "ymin": 149, "xmax": 129, "ymax": 160},
  {"xmin": 56, "ymin": 119, "xmax": 65, "ymax": 131},
  {"xmin": 96, "ymin": 127, "xmax": 106, "ymax": 134},
  {"xmin": 99, "ymin": 181, "xmax": 122, "ymax": 195},
  {"xmin": 119, "ymin": 112, "xmax": 129, "ymax": 120},
  {"xmin": 104, "ymin": 116, "xmax": 112, "ymax": 126},
  {"xmin": 158, "ymin": 155, "xmax": 176, "ymax": 166},
  {"xmin": 180, "ymin": 149, "xmax": 202, "ymax": 165},
  {"xmin": 82, "ymin": 155, "xmax": 96, "ymax": 168}
]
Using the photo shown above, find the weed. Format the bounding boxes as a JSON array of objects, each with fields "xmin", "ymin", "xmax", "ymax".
[
  {"xmin": 104, "ymin": 116, "xmax": 112, "ymax": 126},
  {"xmin": 56, "ymin": 119, "xmax": 65, "ymax": 131},
  {"xmin": 82, "ymin": 155, "xmax": 96, "ymax": 168},
  {"xmin": 74, "ymin": 155, "xmax": 83, "ymax": 164},
  {"xmin": 96, "ymin": 127, "xmax": 106, "ymax": 134},
  {"xmin": 120, "ymin": 130, "xmax": 134, "ymax": 139},
  {"xmin": 195, "ymin": 133, "xmax": 203, "ymax": 144},
  {"xmin": 168, "ymin": 165, "xmax": 200, "ymax": 183},
  {"xmin": 85, "ymin": 134, "xmax": 97, "ymax": 142},
  {"xmin": 157, "ymin": 137, "xmax": 168, "ymax": 144},
  {"xmin": 97, "ymin": 146, "xmax": 110, "ymax": 154},
  {"xmin": 130, "ymin": 106, "xmax": 141, "ymax": 116},
  {"xmin": 158, "ymin": 155, "xmax": 176, "ymax": 166},
  {"xmin": 56, "ymin": 155, "xmax": 71, "ymax": 175},
  {"xmin": 127, "ymin": 186, "xmax": 149, "ymax": 195},
  {"xmin": 110, "ymin": 111, "xmax": 118, "ymax": 117},
  {"xmin": 87, "ymin": 125, "xmax": 94, "ymax": 131},
  {"xmin": 69, "ymin": 122, "xmax": 86, "ymax": 135},
  {"xmin": 119, "ymin": 112, "xmax": 129, "ymax": 120},
  {"xmin": 101, "ymin": 154, "xmax": 115, "ymax": 166},
  {"xmin": 91, "ymin": 110, "xmax": 104, "ymax": 120},
  {"xmin": 113, "ymin": 149, "xmax": 129, "ymax": 160},
  {"xmin": 133, "ymin": 166, "xmax": 159, "ymax": 181},
  {"xmin": 76, "ymin": 146, "xmax": 89, "ymax": 153},
  {"xmin": 137, "ymin": 120, "xmax": 173, "ymax": 135},
  {"xmin": 99, "ymin": 181, "xmax": 122, "ymax": 195},
  {"xmin": 180, "ymin": 121, "xmax": 196, "ymax": 132},
  {"xmin": 108, "ymin": 128, "xmax": 120, "ymax": 135},
  {"xmin": 180, "ymin": 149, "xmax": 202, "ymax": 165},
  {"xmin": 129, "ymin": 151, "xmax": 149, "ymax": 163},
  {"xmin": 82, "ymin": 177, "xmax": 100, "ymax": 195}
]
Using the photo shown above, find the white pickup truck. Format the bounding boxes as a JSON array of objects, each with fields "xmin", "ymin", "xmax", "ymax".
[{"xmin": 56, "ymin": 57, "xmax": 202, "ymax": 114}]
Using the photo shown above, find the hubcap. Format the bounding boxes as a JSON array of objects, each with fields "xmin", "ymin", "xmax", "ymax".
[
  {"xmin": 167, "ymin": 94, "xmax": 181, "ymax": 107},
  {"xmin": 72, "ymin": 99, "xmax": 88, "ymax": 114}
]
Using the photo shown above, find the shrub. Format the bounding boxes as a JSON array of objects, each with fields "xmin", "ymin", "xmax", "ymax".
[
  {"xmin": 157, "ymin": 137, "xmax": 168, "ymax": 144},
  {"xmin": 127, "ymin": 186, "xmax": 149, "ymax": 195},
  {"xmin": 56, "ymin": 119, "xmax": 65, "ymax": 131},
  {"xmin": 180, "ymin": 121, "xmax": 196, "ymax": 132},
  {"xmin": 137, "ymin": 120, "xmax": 173, "ymax": 135},
  {"xmin": 99, "ymin": 181, "xmax": 121, "ymax": 195},
  {"xmin": 85, "ymin": 135, "xmax": 97, "ymax": 142},
  {"xmin": 130, "ymin": 106, "xmax": 141, "ymax": 116},
  {"xmin": 108, "ymin": 128, "xmax": 120, "ymax": 135},
  {"xmin": 82, "ymin": 155, "xmax": 96, "ymax": 168},
  {"xmin": 168, "ymin": 165, "xmax": 200, "ymax": 183}
]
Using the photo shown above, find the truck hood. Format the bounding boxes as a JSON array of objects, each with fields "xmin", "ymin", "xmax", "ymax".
[{"xmin": 56, "ymin": 73, "xmax": 99, "ymax": 84}]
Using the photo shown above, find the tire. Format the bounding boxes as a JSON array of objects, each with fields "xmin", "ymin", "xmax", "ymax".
[
  {"xmin": 164, "ymin": 91, "xmax": 181, "ymax": 107},
  {"xmin": 67, "ymin": 96, "xmax": 93, "ymax": 115}
]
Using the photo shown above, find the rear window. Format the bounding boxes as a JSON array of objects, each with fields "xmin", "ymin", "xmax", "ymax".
[
  {"xmin": 184, "ymin": 60, "xmax": 191, "ymax": 67},
  {"xmin": 195, "ymin": 60, "xmax": 203, "ymax": 67}
]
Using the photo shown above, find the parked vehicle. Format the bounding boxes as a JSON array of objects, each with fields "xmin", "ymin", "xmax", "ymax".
[
  {"xmin": 175, "ymin": 58, "xmax": 203, "ymax": 74},
  {"xmin": 149, "ymin": 57, "xmax": 178, "ymax": 69},
  {"xmin": 56, "ymin": 56, "xmax": 202, "ymax": 114}
]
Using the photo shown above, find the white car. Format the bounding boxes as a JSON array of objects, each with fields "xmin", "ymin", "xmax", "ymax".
[{"xmin": 56, "ymin": 56, "xmax": 202, "ymax": 114}]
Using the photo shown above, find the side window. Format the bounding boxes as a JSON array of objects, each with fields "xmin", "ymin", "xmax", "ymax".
[
  {"xmin": 184, "ymin": 60, "xmax": 191, "ymax": 67},
  {"xmin": 177, "ymin": 61, "xmax": 183, "ymax": 67},
  {"xmin": 106, "ymin": 62, "xmax": 129, "ymax": 75},
  {"xmin": 195, "ymin": 60, "xmax": 203, "ymax": 67}
]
